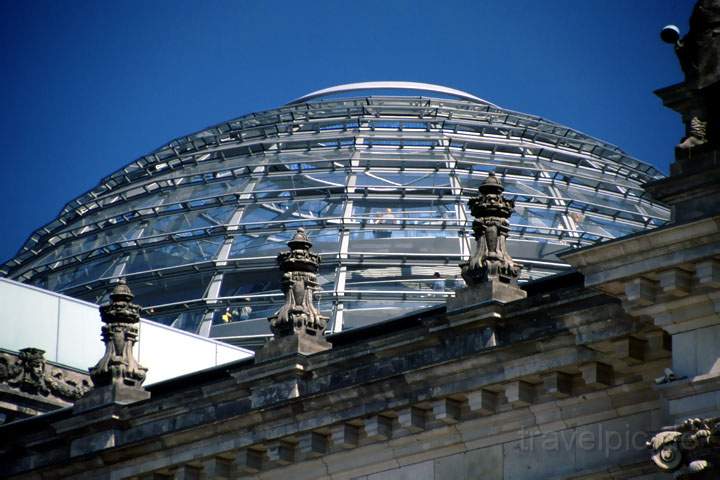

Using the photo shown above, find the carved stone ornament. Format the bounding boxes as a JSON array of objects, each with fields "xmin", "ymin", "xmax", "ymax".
[
  {"xmin": 0, "ymin": 348, "xmax": 90, "ymax": 401},
  {"xmin": 89, "ymin": 279, "xmax": 148, "ymax": 388},
  {"xmin": 665, "ymin": 0, "xmax": 720, "ymax": 149},
  {"xmin": 460, "ymin": 172, "xmax": 521, "ymax": 286},
  {"xmin": 647, "ymin": 417, "xmax": 720, "ymax": 478},
  {"xmin": 268, "ymin": 228, "xmax": 328, "ymax": 338}
]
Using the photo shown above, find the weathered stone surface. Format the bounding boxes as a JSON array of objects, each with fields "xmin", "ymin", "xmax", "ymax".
[
  {"xmin": 467, "ymin": 390, "xmax": 497, "ymax": 415},
  {"xmin": 431, "ymin": 398, "xmax": 462, "ymax": 424},
  {"xmin": 255, "ymin": 228, "xmax": 333, "ymax": 364},
  {"xmin": 696, "ymin": 259, "xmax": 720, "ymax": 287},
  {"xmin": 0, "ymin": 266, "xmax": 688, "ymax": 480},
  {"xmin": 543, "ymin": 372, "xmax": 572, "ymax": 398},
  {"xmin": 267, "ymin": 228, "xmax": 328, "ymax": 338},
  {"xmin": 254, "ymin": 334, "xmax": 332, "ymax": 363},
  {"xmin": 447, "ymin": 280, "xmax": 526, "ymax": 312},
  {"xmin": 366, "ymin": 460, "xmax": 433, "ymax": 480},
  {"xmin": 365, "ymin": 415, "xmax": 393, "ymax": 440},
  {"xmin": 0, "ymin": 348, "xmax": 91, "ymax": 422},
  {"xmin": 398, "ymin": 407, "xmax": 427, "ymax": 433},
  {"xmin": 331, "ymin": 423, "xmax": 361, "ymax": 449},
  {"xmin": 464, "ymin": 445, "xmax": 503, "ymax": 480},
  {"xmin": 89, "ymin": 279, "xmax": 147, "ymax": 389},
  {"xmin": 580, "ymin": 362, "xmax": 614, "ymax": 388},
  {"xmin": 298, "ymin": 431, "xmax": 328, "ymax": 458},
  {"xmin": 460, "ymin": 172, "xmax": 521, "ymax": 287},
  {"xmin": 505, "ymin": 380, "xmax": 534, "ymax": 407},
  {"xmin": 73, "ymin": 382, "xmax": 150, "ymax": 412}
]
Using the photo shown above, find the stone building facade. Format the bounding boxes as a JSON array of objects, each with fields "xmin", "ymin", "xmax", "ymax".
[{"xmin": 1, "ymin": 3, "xmax": 719, "ymax": 479}]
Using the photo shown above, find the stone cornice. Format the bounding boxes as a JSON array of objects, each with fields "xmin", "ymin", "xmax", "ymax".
[
  {"xmin": 560, "ymin": 215, "xmax": 720, "ymax": 286},
  {"xmin": 0, "ymin": 284, "xmax": 671, "ymax": 479}
]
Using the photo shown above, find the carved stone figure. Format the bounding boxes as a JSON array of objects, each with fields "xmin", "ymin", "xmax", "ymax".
[
  {"xmin": 89, "ymin": 279, "xmax": 147, "ymax": 388},
  {"xmin": 460, "ymin": 172, "xmax": 521, "ymax": 286},
  {"xmin": 9, "ymin": 348, "xmax": 49, "ymax": 396},
  {"xmin": 268, "ymin": 228, "xmax": 328, "ymax": 337},
  {"xmin": 648, "ymin": 417, "xmax": 720, "ymax": 478},
  {"xmin": 0, "ymin": 348, "xmax": 90, "ymax": 401},
  {"xmin": 664, "ymin": 0, "xmax": 720, "ymax": 149},
  {"xmin": 675, "ymin": 0, "xmax": 720, "ymax": 90}
]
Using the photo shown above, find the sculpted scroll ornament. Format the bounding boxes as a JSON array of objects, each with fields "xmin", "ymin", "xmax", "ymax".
[
  {"xmin": 269, "ymin": 228, "xmax": 328, "ymax": 337},
  {"xmin": 648, "ymin": 417, "xmax": 720, "ymax": 478},
  {"xmin": 460, "ymin": 172, "xmax": 520, "ymax": 286},
  {"xmin": 89, "ymin": 279, "xmax": 147, "ymax": 388},
  {"xmin": 0, "ymin": 348, "xmax": 90, "ymax": 401}
]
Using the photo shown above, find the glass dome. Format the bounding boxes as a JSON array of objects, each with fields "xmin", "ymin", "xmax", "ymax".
[{"xmin": 1, "ymin": 82, "xmax": 669, "ymax": 347}]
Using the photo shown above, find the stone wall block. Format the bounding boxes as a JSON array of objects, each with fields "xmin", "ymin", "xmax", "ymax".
[
  {"xmin": 298, "ymin": 431, "xmax": 328, "ymax": 458},
  {"xmin": 644, "ymin": 330, "xmax": 672, "ymax": 356},
  {"xmin": 431, "ymin": 398, "xmax": 463, "ymax": 424},
  {"xmin": 467, "ymin": 390, "xmax": 497, "ymax": 415},
  {"xmin": 398, "ymin": 406, "xmax": 427, "ymax": 432},
  {"xmin": 613, "ymin": 337, "xmax": 646, "ymax": 364},
  {"xmin": 236, "ymin": 448, "xmax": 264, "ymax": 474},
  {"xmin": 542, "ymin": 372, "xmax": 572, "ymax": 398},
  {"xmin": 696, "ymin": 259, "xmax": 720, "ymax": 287},
  {"xmin": 266, "ymin": 441, "xmax": 295, "ymax": 465},
  {"xmin": 172, "ymin": 465, "xmax": 202, "ymax": 480},
  {"xmin": 364, "ymin": 415, "xmax": 394, "ymax": 440},
  {"xmin": 505, "ymin": 381, "xmax": 534, "ymax": 407},
  {"xmin": 624, "ymin": 278, "xmax": 657, "ymax": 306},
  {"xmin": 138, "ymin": 474, "xmax": 174, "ymax": 480},
  {"xmin": 580, "ymin": 362, "xmax": 614, "ymax": 388},
  {"xmin": 200, "ymin": 457, "xmax": 234, "ymax": 480},
  {"xmin": 659, "ymin": 269, "xmax": 692, "ymax": 297},
  {"xmin": 331, "ymin": 423, "xmax": 361, "ymax": 449}
]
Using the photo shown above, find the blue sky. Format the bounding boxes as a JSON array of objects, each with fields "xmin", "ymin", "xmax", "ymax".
[{"xmin": 0, "ymin": 0, "xmax": 694, "ymax": 263}]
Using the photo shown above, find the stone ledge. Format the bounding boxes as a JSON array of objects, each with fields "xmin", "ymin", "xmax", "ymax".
[{"xmin": 254, "ymin": 334, "xmax": 332, "ymax": 364}]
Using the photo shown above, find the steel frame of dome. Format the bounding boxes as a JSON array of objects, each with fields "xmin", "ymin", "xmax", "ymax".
[{"xmin": 1, "ymin": 83, "xmax": 669, "ymax": 346}]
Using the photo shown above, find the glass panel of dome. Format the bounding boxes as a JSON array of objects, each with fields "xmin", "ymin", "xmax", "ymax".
[
  {"xmin": 341, "ymin": 302, "xmax": 439, "ymax": 330},
  {"xmin": 228, "ymin": 229, "xmax": 340, "ymax": 259},
  {"xmin": 127, "ymin": 271, "xmax": 214, "ymax": 308},
  {"xmin": 348, "ymin": 232, "xmax": 461, "ymax": 255},
  {"xmin": 579, "ymin": 216, "xmax": 636, "ymax": 238},
  {"xmin": 344, "ymin": 276, "xmax": 459, "ymax": 294},
  {"xmin": 219, "ymin": 270, "xmax": 282, "ymax": 297},
  {"xmin": 252, "ymin": 175, "xmax": 345, "ymax": 196},
  {"xmin": 354, "ymin": 151, "xmax": 452, "ymax": 169},
  {"xmin": 45, "ymin": 255, "xmax": 122, "ymax": 291},
  {"xmin": 240, "ymin": 200, "xmax": 344, "ymax": 226},
  {"xmin": 219, "ymin": 264, "xmax": 335, "ymax": 300},
  {"xmin": 123, "ymin": 238, "xmax": 223, "ymax": 274},
  {"xmin": 169, "ymin": 312, "xmax": 204, "ymax": 332},
  {"xmin": 354, "ymin": 171, "xmax": 451, "ymax": 190},
  {"xmin": 228, "ymin": 232, "xmax": 293, "ymax": 259},
  {"xmin": 211, "ymin": 304, "xmax": 279, "ymax": 327},
  {"xmin": 2, "ymin": 87, "xmax": 671, "ymax": 345},
  {"xmin": 139, "ymin": 206, "xmax": 235, "ymax": 237},
  {"xmin": 31, "ymin": 222, "xmax": 146, "ymax": 267},
  {"xmin": 353, "ymin": 198, "xmax": 456, "ymax": 219}
]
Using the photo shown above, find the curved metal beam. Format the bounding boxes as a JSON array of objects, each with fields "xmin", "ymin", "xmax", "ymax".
[{"xmin": 287, "ymin": 81, "xmax": 499, "ymax": 106}]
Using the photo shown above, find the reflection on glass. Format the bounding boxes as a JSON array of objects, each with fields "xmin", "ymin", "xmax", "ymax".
[{"xmin": 5, "ymin": 94, "xmax": 669, "ymax": 342}]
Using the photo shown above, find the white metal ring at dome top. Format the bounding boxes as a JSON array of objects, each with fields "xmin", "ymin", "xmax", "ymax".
[{"xmin": 287, "ymin": 81, "xmax": 499, "ymax": 107}]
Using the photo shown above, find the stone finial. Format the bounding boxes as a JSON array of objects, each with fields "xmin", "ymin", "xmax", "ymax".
[
  {"xmin": 460, "ymin": 172, "xmax": 521, "ymax": 286},
  {"xmin": 268, "ymin": 228, "xmax": 328, "ymax": 337},
  {"xmin": 258, "ymin": 229, "xmax": 331, "ymax": 362},
  {"xmin": 88, "ymin": 279, "xmax": 148, "ymax": 390},
  {"xmin": 647, "ymin": 417, "xmax": 720, "ymax": 477}
]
